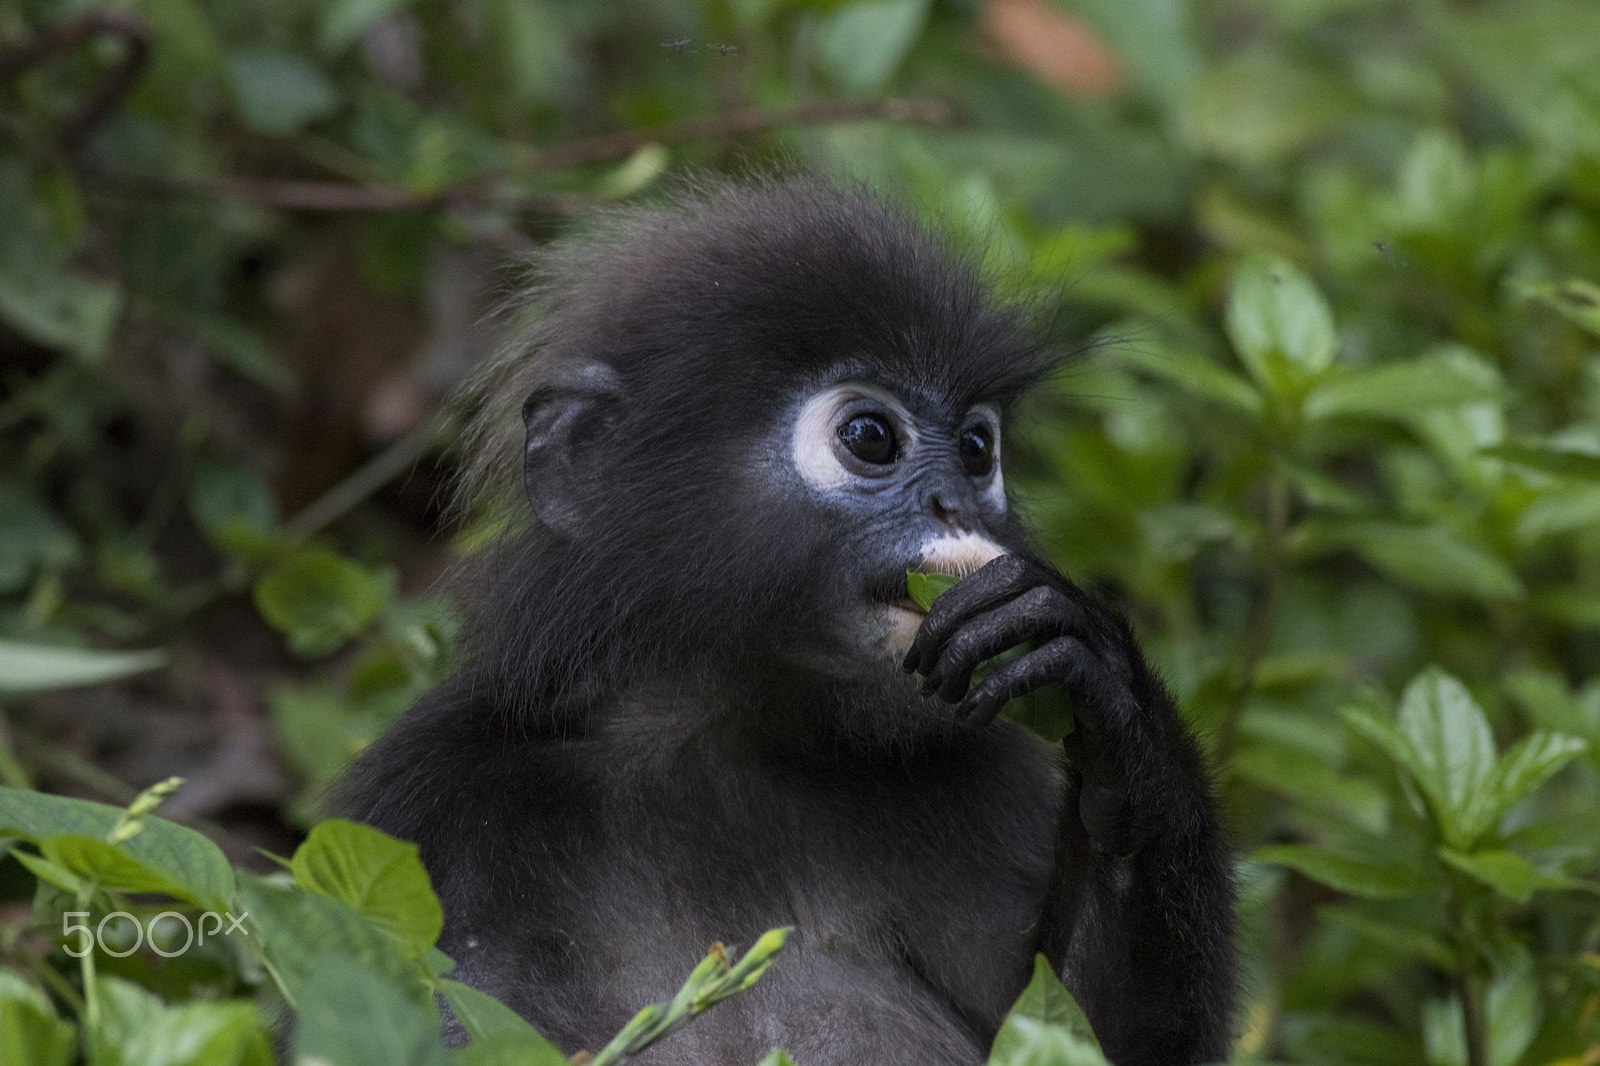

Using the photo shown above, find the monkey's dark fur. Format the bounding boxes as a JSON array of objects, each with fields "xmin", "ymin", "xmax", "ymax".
[{"xmin": 337, "ymin": 174, "xmax": 1235, "ymax": 1065}]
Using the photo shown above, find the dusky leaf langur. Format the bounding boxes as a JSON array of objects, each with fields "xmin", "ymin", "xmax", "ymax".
[{"xmin": 337, "ymin": 174, "xmax": 1235, "ymax": 1066}]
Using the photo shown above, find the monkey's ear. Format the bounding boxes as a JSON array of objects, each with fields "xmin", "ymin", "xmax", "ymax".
[{"xmin": 522, "ymin": 364, "xmax": 623, "ymax": 537}]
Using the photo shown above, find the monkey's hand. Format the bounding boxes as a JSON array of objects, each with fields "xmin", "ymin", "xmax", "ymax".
[{"xmin": 902, "ymin": 554, "xmax": 1235, "ymax": 1066}]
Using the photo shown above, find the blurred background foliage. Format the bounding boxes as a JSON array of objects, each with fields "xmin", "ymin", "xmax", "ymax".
[{"xmin": 2, "ymin": 0, "xmax": 1599, "ymax": 1062}]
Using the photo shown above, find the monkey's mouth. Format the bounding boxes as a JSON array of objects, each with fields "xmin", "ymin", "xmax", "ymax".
[{"xmin": 869, "ymin": 572, "xmax": 927, "ymax": 618}]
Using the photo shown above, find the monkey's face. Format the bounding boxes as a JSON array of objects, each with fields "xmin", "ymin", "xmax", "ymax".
[{"xmin": 779, "ymin": 377, "xmax": 1025, "ymax": 675}]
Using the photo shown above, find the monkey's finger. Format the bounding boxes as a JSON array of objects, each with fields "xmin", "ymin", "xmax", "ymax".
[
  {"xmin": 954, "ymin": 635, "xmax": 1081, "ymax": 727},
  {"xmin": 922, "ymin": 585, "xmax": 1086, "ymax": 703},
  {"xmin": 905, "ymin": 555, "xmax": 1044, "ymax": 675}
]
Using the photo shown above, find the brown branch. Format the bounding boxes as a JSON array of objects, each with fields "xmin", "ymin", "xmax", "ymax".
[
  {"xmin": 0, "ymin": 12, "xmax": 151, "ymax": 151},
  {"xmin": 81, "ymin": 97, "xmax": 955, "ymax": 213}
]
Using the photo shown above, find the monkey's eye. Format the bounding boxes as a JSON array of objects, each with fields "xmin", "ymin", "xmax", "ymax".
[
  {"xmin": 960, "ymin": 424, "xmax": 994, "ymax": 477},
  {"xmin": 838, "ymin": 414, "xmax": 898, "ymax": 465}
]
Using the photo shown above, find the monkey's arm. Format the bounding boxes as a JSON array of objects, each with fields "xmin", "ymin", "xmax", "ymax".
[{"xmin": 904, "ymin": 555, "xmax": 1235, "ymax": 1066}]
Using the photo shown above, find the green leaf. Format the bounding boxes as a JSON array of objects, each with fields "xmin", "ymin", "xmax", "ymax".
[
  {"xmin": 438, "ymin": 980, "xmax": 565, "ymax": 1061},
  {"xmin": 749, "ymin": 1053, "xmax": 799, "ymax": 1066},
  {"xmin": 1231, "ymin": 744, "xmax": 1389, "ymax": 834},
  {"xmin": 317, "ymin": 0, "xmax": 410, "ymax": 55},
  {"xmin": 817, "ymin": 0, "xmax": 930, "ymax": 95},
  {"xmin": 293, "ymin": 954, "xmax": 448, "ymax": 1066},
  {"xmin": 40, "ymin": 834, "xmax": 211, "ymax": 908},
  {"xmin": 1225, "ymin": 255, "xmax": 1335, "ymax": 391},
  {"xmin": 990, "ymin": 955, "xmax": 1102, "ymax": 1065},
  {"xmin": 1396, "ymin": 668, "xmax": 1500, "ymax": 847},
  {"xmin": 0, "ymin": 642, "xmax": 165, "ymax": 694},
  {"xmin": 1316, "ymin": 910, "xmax": 1454, "ymax": 969},
  {"xmin": 254, "ymin": 550, "xmax": 387, "ymax": 657},
  {"xmin": 1487, "ymin": 731, "xmax": 1587, "ymax": 817},
  {"xmin": 906, "ymin": 570, "xmax": 959, "ymax": 612},
  {"xmin": 1438, "ymin": 847, "xmax": 1541, "ymax": 904},
  {"xmin": 187, "ymin": 458, "xmax": 282, "ymax": 560},
  {"xmin": 0, "ymin": 484, "xmax": 79, "ymax": 595},
  {"xmin": 0, "ymin": 970, "xmax": 75, "ymax": 1066},
  {"xmin": 1513, "ymin": 277, "xmax": 1600, "ymax": 337},
  {"xmin": 1065, "ymin": 0, "xmax": 1199, "ymax": 108},
  {"xmin": 226, "ymin": 49, "xmax": 340, "ymax": 135},
  {"xmin": 236, "ymin": 870, "xmax": 431, "ymax": 1008},
  {"xmin": 91, "ymin": 976, "xmax": 270, "ymax": 1066},
  {"xmin": 453, "ymin": 1032, "xmax": 574, "ymax": 1066},
  {"xmin": 1250, "ymin": 844, "xmax": 1433, "ymax": 899},
  {"xmin": 1116, "ymin": 343, "xmax": 1263, "ymax": 417},
  {"xmin": 1304, "ymin": 350, "xmax": 1503, "ymax": 421},
  {"xmin": 1484, "ymin": 442, "xmax": 1600, "ymax": 481},
  {"xmin": 1322, "ymin": 522, "xmax": 1523, "ymax": 600},
  {"xmin": 290, "ymin": 819, "xmax": 444, "ymax": 958},
  {"xmin": 0, "ymin": 265, "xmax": 121, "ymax": 363},
  {"xmin": 0, "ymin": 788, "xmax": 233, "ymax": 911},
  {"xmin": 986, "ymin": 1016, "xmax": 1111, "ymax": 1066}
]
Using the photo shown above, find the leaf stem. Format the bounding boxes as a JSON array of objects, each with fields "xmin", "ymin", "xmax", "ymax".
[{"xmin": 1217, "ymin": 472, "xmax": 1288, "ymax": 763}]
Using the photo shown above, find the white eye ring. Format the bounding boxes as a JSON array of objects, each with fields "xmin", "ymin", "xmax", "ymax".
[{"xmin": 792, "ymin": 384, "xmax": 916, "ymax": 492}]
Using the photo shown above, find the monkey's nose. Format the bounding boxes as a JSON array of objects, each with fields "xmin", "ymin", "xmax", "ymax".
[{"xmin": 929, "ymin": 489, "xmax": 976, "ymax": 531}]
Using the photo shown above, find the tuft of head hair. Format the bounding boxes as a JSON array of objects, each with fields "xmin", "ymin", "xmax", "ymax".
[{"xmin": 449, "ymin": 171, "xmax": 1048, "ymax": 526}]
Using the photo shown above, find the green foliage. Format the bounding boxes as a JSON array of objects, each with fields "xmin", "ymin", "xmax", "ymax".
[
  {"xmin": 4, "ymin": 0, "xmax": 1600, "ymax": 1061},
  {"xmin": 0, "ymin": 785, "xmax": 795, "ymax": 1065}
]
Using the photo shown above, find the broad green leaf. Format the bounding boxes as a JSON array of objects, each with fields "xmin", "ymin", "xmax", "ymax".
[
  {"xmin": 1325, "ymin": 522, "xmax": 1523, "ymax": 601},
  {"xmin": 0, "ymin": 265, "xmax": 121, "ymax": 363},
  {"xmin": 906, "ymin": 570, "xmax": 959, "ymax": 612},
  {"xmin": 1304, "ymin": 351, "xmax": 1503, "ymax": 421},
  {"xmin": 169, "ymin": 310, "xmax": 292, "ymax": 393},
  {"xmin": 1316, "ymin": 910, "xmax": 1453, "ymax": 969},
  {"xmin": 1064, "ymin": 0, "xmax": 1199, "ymax": 108},
  {"xmin": 816, "ymin": 0, "xmax": 930, "ymax": 95},
  {"xmin": 0, "ymin": 788, "xmax": 233, "ymax": 911},
  {"xmin": 1251, "ymin": 844, "xmax": 1433, "ymax": 899},
  {"xmin": 254, "ymin": 550, "xmax": 387, "ymax": 657},
  {"xmin": 986, "ymin": 1015, "xmax": 1111, "ymax": 1066},
  {"xmin": 1488, "ymin": 731, "xmax": 1587, "ymax": 817},
  {"xmin": 1116, "ymin": 344, "xmax": 1263, "ymax": 417},
  {"xmin": 91, "ymin": 976, "xmax": 269, "ymax": 1066},
  {"xmin": 293, "ymin": 954, "xmax": 448, "ymax": 1066},
  {"xmin": 990, "ymin": 955, "xmax": 1101, "ymax": 1064},
  {"xmin": 226, "ymin": 49, "xmax": 340, "ymax": 135},
  {"xmin": 1188, "ymin": 52, "xmax": 1360, "ymax": 166},
  {"xmin": 0, "ymin": 642, "xmax": 165, "ymax": 694},
  {"xmin": 290, "ymin": 819, "xmax": 444, "ymax": 958},
  {"xmin": 1438, "ymin": 847, "xmax": 1540, "ymax": 904},
  {"xmin": 454, "ymin": 1032, "xmax": 574, "ymax": 1066},
  {"xmin": 187, "ymin": 458, "xmax": 281, "ymax": 559},
  {"xmin": 1231, "ymin": 745, "xmax": 1389, "ymax": 834},
  {"xmin": 438, "ymin": 979, "xmax": 564, "ymax": 1058},
  {"xmin": 236, "ymin": 870, "xmax": 431, "ymax": 1008},
  {"xmin": 0, "ymin": 484, "xmax": 78, "ymax": 595},
  {"xmin": 0, "ymin": 970, "xmax": 75, "ymax": 1066},
  {"xmin": 318, "ymin": 0, "xmax": 410, "ymax": 55},
  {"xmin": 1396, "ymin": 669, "xmax": 1498, "ymax": 848},
  {"xmin": 40, "ymin": 834, "xmax": 210, "ymax": 908},
  {"xmin": 1225, "ymin": 255, "xmax": 1336, "ymax": 393},
  {"xmin": 1485, "ymin": 442, "xmax": 1600, "ymax": 481}
]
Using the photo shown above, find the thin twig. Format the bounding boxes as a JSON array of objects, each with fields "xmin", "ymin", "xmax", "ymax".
[
  {"xmin": 0, "ymin": 12, "xmax": 152, "ymax": 151},
  {"xmin": 1216, "ymin": 473, "xmax": 1288, "ymax": 763},
  {"xmin": 81, "ymin": 98, "xmax": 955, "ymax": 213},
  {"xmin": 283, "ymin": 424, "xmax": 436, "ymax": 541}
]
